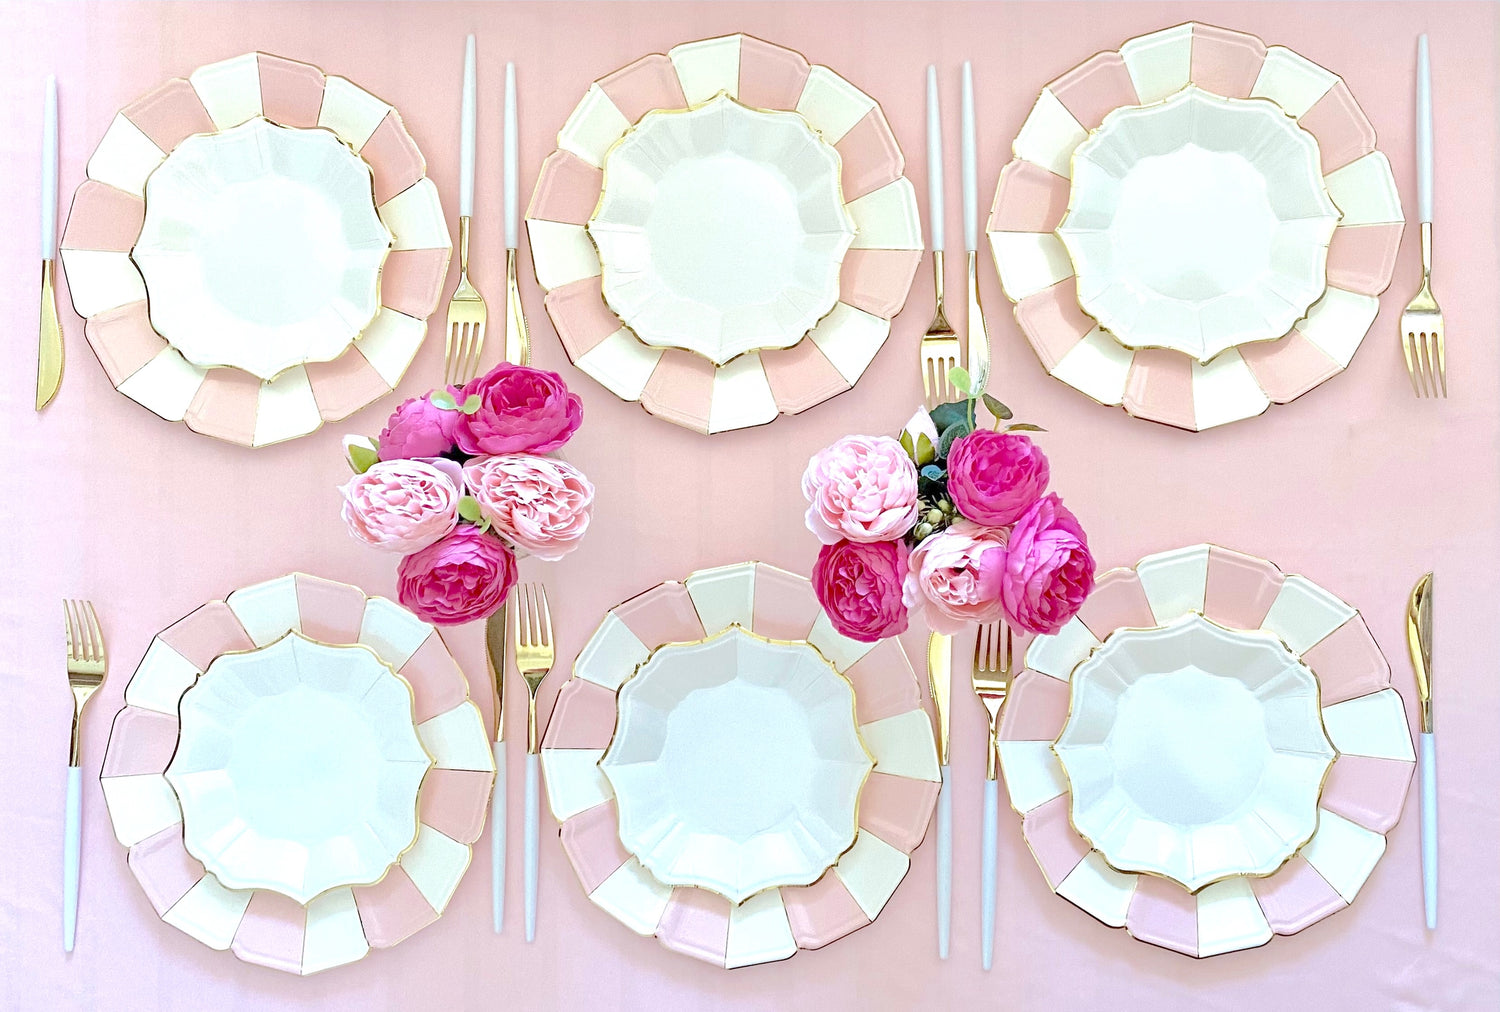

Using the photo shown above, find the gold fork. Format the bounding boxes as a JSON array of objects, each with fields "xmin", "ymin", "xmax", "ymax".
[
  {"xmin": 63, "ymin": 600, "xmax": 106, "ymax": 952},
  {"xmin": 1403, "ymin": 34, "xmax": 1445, "ymax": 398},
  {"xmin": 513, "ymin": 582, "xmax": 554, "ymax": 944},
  {"xmin": 921, "ymin": 66, "xmax": 961, "ymax": 408},
  {"xmin": 972, "ymin": 619, "xmax": 1013, "ymax": 972},
  {"xmin": 445, "ymin": 35, "xmax": 487, "ymax": 387}
]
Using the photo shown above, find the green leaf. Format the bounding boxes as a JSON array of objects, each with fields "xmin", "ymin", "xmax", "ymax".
[
  {"xmin": 899, "ymin": 429, "xmax": 916, "ymax": 462},
  {"xmin": 429, "ymin": 389, "xmax": 458, "ymax": 411},
  {"xmin": 982, "ymin": 393, "xmax": 1013, "ymax": 421},
  {"xmin": 948, "ymin": 366, "xmax": 973, "ymax": 396},
  {"xmin": 1005, "ymin": 422, "xmax": 1047, "ymax": 433},
  {"xmin": 346, "ymin": 441, "xmax": 379, "ymax": 474},
  {"xmin": 929, "ymin": 401, "xmax": 968, "ymax": 434},
  {"xmin": 914, "ymin": 433, "xmax": 937, "ymax": 467},
  {"xmin": 457, "ymin": 495, "xmax": 485, "ymax": 524},
  {"xmin": 460, "ymin": 393, "xmax": 482, "ymax": 415},
  {"xmin": 938, "ymin": 420, "xmax": 970, "ymax": 458}
]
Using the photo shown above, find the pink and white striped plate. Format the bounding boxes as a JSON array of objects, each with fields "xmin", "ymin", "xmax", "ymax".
[
  {"xmin": 1002, "ymin": 545, "xmax": 1415, "ymax": 957},
  {"xmin": 61, "ymin": 54, "xmax": 452, "ymax": 447},
  {"xmin": 541, "ymin": 563, "xmax": 940, "ymax": 966},
  {"xmin": 987, "ymin": 23, "xmax": 1404, "ymax": 430},
  {"xmin": 527, "ymin": 34, "xmax": 923, "ymax": 434},
  {"xmin": 99, "ymin": 574, "xmax": 494, "ymax": 975}
]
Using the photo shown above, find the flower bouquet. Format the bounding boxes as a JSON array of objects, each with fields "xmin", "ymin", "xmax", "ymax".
[
  {"xmin": 802, "ymin": 371, "xmax": 1095, "ymax": 642},
  {"xmin": 339, "ymin": 363, "xmax": 593, "ymax": 625}
]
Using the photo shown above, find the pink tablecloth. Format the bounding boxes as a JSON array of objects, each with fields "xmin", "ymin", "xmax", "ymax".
[{"xmin": 3, "ymin": 1, "xmax": 1497, "ymax": 1008}]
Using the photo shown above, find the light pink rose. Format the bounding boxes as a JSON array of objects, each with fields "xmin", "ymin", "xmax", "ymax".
[
  {"xmin": 997, "ymin": 494, "xmax": 1095, "ymax": 635},
  {"xmin": 462, "ymin": 454, "xmax": 595, "ymax": 562},
  {"xmin": 812, "ymin": 539, "xmax": 910, "ymax": 642},
  {"xmin": 339, "ymin": 459, "xmax": 461, "ymax": 553},
  {"xmin": 802, "ymin": 435, "xmax": 920, "ymax": 545},
  {"xmin": 902, "ymin": 520, "xmax": 1008, "ymax": 635},
  {"xmin": 397, "ymin": 525, "xmax": 517, "ymax": 625}
]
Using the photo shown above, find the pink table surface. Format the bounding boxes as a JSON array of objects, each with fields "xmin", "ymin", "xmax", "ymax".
[{"xmin": 3, "ymin": 1, "xmax": 1498, "ymax": 1009}]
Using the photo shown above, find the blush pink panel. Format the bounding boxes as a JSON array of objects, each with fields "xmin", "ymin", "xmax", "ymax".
[
  {"xmin": 656, "ymin": 889, "xmax": 731, "ymax": 966},
  {"xmin": 85, "ymin": 302, "xmax": 168, "ymax": 386},
  {"xmin": 528, "ymin": 151, "xmax": 604, "ymax": 226},
  {"xmin": 100, "ymin": 707, "xmax": 178, "ymax": 778},
  {"xmin": 843, "ymin": 639, "xmax": 922, "ymax": 725},
  {"xmin": 760, "ymin": 339, "xmax": 850, "ymax": 414},
  {"xmin": 546, "ymin": 278, "xmax": 622, "ymax": 360},
  {"xmin": 989, "ymin": 159, "xmax": 1071, "ymax": 233},
  {"xmin": 1238, "ymin": 331, "xmax": 1342, "ymax": 403},
  {"xmin": 839, "ymin": 249, "xmax": 920, "ymax": 320},
  {"xmin": 158, "ymin": 601, "xmax": 254, "ymax": 671},
  {"xmin": 611, "ymin": 582, "xmax": 705, "ymax": 649},
  {"xmin": 1325, "ymin": 224, "xmax": 1404, "ymax": 296},
  {"xmin": 597, "ymin": 54, "xmax": 686, "ymax": 124},
  {"xmin": 1122, "ymin": 349, "xmax": 1194, "ymax": 431},
  {"xmin": 397, "ymin": 633, "xmax": 471, "ymax": 724},
  {"xmin": 544, "ymin": 678, "xmax": 619, "ymax": 749},
  {"xmin": 1125, "ymin": 874, "xmax": 1198, "ymax": 957},
  {"xmin": 736, "ymin": 36, "xmax": 810, "ymax": 111},
  {"xmin": 781, "ymin": 873, "xmax": 868, "ymax": 949},
  {"xmin": 122, "ymin": 79, "xmax": 214, "ymax": 153},
  {"xmin": 294, "ymin": 574, "xmax": 368, "ymax": 644},
  {"xmin": 61, "ymin": 180, "xmax": 144, "ymax": 252},
  {"xmin": 360, "ymin": 113, "xmax": 426, "ymax": 206},
  {"xmin": 380, "ymin": 248, "xmax": 449, "ymax": 318},
  {"xmin": 183, "ymin": 369, "xmax": 260, "ymax": 446},
  {"xmin": 1074, "ymin": 569, "xmax": 1155, "ymax": 640},
  {"xmin": 1320, "ymin": 753, "xmax": 1415, "ymax": 833},
  {"xmin": 1015, "ymin": 279, "xmax": 1093, "ymax": 371},
  {"xmin": 1047, "ymin": 52, "xmax": 1138, "ymax": 130},
  {"xmin": 997, "ymin": 670, "xmax": 1071, "ymax": 742},
  {"xmin": 1300, "ymin": 616, "xmax": 1391, "ymax": 704},
  {"xmin": 353, "ymin": 868, "xmax": 438, "ymax": 948},
  {"xmin": 1251, "ymin": 855, "xmax": 1347, "ymax": 935},
  {"xmin": 230, "ymin": 890, "xmax": 306, "ymax": 975},
  {"xmin": 857, "ymin": 772, "xmax": 939, "ymax": 854},
  {"xmin": 256, "ymin": 54, "xmax": 325, "ymax": 128},
  {"xmin": 1201, "ymin": 546, "xmax": 1286, "ymax": 630},
  {"xmin": 1022, "ymin": 794, "xmax": 1091, "ymax": 889},
  {"xmin": 126, "ymin": 825, "xmax": 205, "ymax": 917},
  {"xmin": 751, "ymin": 564, "xmax": 821, "ymax": 640},
  {"xmin": 1299, "ymin": 80, "xmax": 1377, "ymax": 173},
  {"xmin": 305, "ymin": 349, "xmax": 392, "ymax": 421},
  {"xmin": 834, "ymin": 107, "xmax": 902, "ymax": 201},
  {"xmin": 560, "ymin": 801, "xmax": 631, "ymax": 894},
  {"xmin": 639, "ymin": 351, "xmax": 715, "ymax": 433},
  {"xmin": 1190, "ymin": 24, "xmax": 1267, "ymax": 99},
  {"xmin": 417, "ymin": 768, "xmax": 493, "ymax": 845}
]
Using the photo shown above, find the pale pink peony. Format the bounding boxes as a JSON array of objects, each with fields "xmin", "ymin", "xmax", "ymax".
[
  {"xmin": 397, "ymin": 525, "xmax": 518, "ymax": 625},
  {"xmin": 902, "ymin": 521, "xmax": 1008, "ymax": 635},
  {"xmin": 946, "ymin": 430, "xmax": 1050, "ymax": 526},
  {"xmin": 339, "ymin": 459, "xmax": 461, "ymax": 553},
  {"xmin": 812, "ymin": 539, "xmax": 910, "ymax": 642},
  {"xmin": 802, "ymin": 435, "xmax": 920, "ymax": 545},
  {"xmin": 997, "ymin": 494, "xmax": 1095, "ymax": 635},
  {"xmin": 462, "ymin": 454, "xmax": 595, "ymax": 562}
]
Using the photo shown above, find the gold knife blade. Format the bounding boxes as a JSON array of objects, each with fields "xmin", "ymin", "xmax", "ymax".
[
  {"xmin": 1407, "ymin": 572, "xmax": 1433, "ymax": 733},
  {"xmin": 36, "ymin": 259, "xmax": 62, "ymax": 410},
  {"xmin": 927, "ymin": 632, "xmax": 951, "ymax": 765},
  {"xmin": 965, "ymin": 250, "xmax": 989, "ymax": 396},
  {"xmin": 485, "ymin": 603, "xmax": 508, "ymax": 742},
  {"xmin": 504, "ymin": 248, "xmax": 529, "ymax": 366}
]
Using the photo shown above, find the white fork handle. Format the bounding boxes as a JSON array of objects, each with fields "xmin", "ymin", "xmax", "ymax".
[
  {"xmin": 63, "ymin": 764, "xmax": 80, "ymax": 953},
  {"xmin": 460, "ymin": 35, "xmax": 476, "ymax": 218},
  {"xmin": 43, "ymin": 76, "xmax": 57, "ymax": 259},
  {"xmin": 936, "ymin": 764, "xmax": 951, "ymax": 959},
  {"xmin": 1417, "ymin": 35, "xmax": 1432, "ymax": 224},
  {"xmin": 1421, "ymin": 732, "xmax": 1437, "ymax": 929},
  {"xmin": 925, "ymin": 65, "xmax": 943, "ymax": 251},
  {"xmin": 504, "ymin": 62, "xmax": 518, "ymax": 250},
  {"xmin": 491, "ymin": 742, "xmax": 506, "ymax": 933},
  {"xmin": 524, "ymin": 751, "xmax": 539, "ymax": 942},
  {"xmin": 980, "ymin": 777, "xmax": 997, "ymax": 971},
  {"xmin": 961, "ymin": 62, "xmax": 977, "ymax": 254}
]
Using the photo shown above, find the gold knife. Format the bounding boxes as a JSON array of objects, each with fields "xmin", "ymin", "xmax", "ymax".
[
  {"xmin": 37, "ymin": 76, "xmax": 62, "ymax": 411},
  {"xmin": 960, "ymin": 62, "xmax": 990, "ymax": 396},
  {"xmin": 1407, "ymin": 572, "xmax": 1436, "ymax": 930},
  {"xmin": 503, "ymin": 62, "xmax": 530, "ymax": 368},
  {"xmin": 485, "ymin": 604, "xmax": 508, "ymax": 932}
]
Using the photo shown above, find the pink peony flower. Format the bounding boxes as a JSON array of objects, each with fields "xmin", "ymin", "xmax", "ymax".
[
  {"xmin": 463, "ymin": 454, "xmax": 595, "ymax": 562},
  {"xmin": 377, "ymin": 392, "xmax": 462, "ymax": 460},
  {"xmin": 802, "ymin": 435, "xmax": 920, "ymax": 545},
  {"xmin": 946, "ymin": 430, "xmax": 1050, "ymax": 526},
  {"xmin": 997, "ymin": 494, "xmax": 1095, "ymax": 635},
  {"xmin": 813, "ymin": 539, "xmax": 910, "ymax": 642},
  {"xmin": 339, "ymin": 459, "xmax": 461, "ymax": 553},
  {"xmin": 397, "ymin": 525, "xmax": 518, "ymax": 625},
  {"xmin": 453, "ymin": 363, "xmax": 582, "ymax": 456},
  {"xmin": 902, "ymin": 521, "xmax": 1008, "ymax": 635}
]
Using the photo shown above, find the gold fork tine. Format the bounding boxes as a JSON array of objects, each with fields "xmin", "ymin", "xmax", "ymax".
[{"xmin": 537, "ymin": 586, "xmax": 551, "ymax": 647}]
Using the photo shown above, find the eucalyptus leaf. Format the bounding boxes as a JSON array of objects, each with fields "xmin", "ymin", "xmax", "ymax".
[
  {"xmin": 1006, "ymin": 422, "xmax": 1047, "ymax": 433},
  {"xmin": 457, "ymin": 495, "xmax": 485, "ymax": 524},
  {"xmin": 948, "ymin": 366, "xmax": 973, "ymax": 396},
  {"xmin": 982, "ymin": 393, "xmax": 1013, "ymax": 421},
  {"xmin": 346, "ymin": 441, "xmax": 380, "ymax": 474},
  {"xmin": 429, "ymin": 389, "xmax": 459, "ymax": 411},
  {"xmin": 938, "ymin": 420, "xmax": 970, "ymax": 458},
  {"xmin": 929, "ymin": 401, "xmax": 968, "ymax": 434},
  {"xmin": 914, "ymin": 433, "xmax": 937, "ymax": 467},
  {"xmin": 460, "ymin": 393, "xmax": 482, "ymax": 415}
]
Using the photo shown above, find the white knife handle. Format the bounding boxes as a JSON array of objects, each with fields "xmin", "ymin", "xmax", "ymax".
[
  {"xmin": 1417, "ymin": 35, "xmax": 1432, "ymax": 224},
  {"xmin": 1421, "ymin": 732, "xmax": 1437, "ymax": 929},
  {"xmin": 460, "ymin": 36, "xmax": 476, "ymax": 218},
  {"xmin": 524, "ymin": 750, "xmax": 539, "ymax": 942},
  {"xmin": 504, "ymin": 62, "xmax": 518, "ymax": 250},
  {"xmin": 42, "ymin": 75, "xmax": 57, "ymax": 259},
  {"xmin": 925, "ymin": 65, "xmax": 944, "ymax": 252},
  {"xmin": 936, "ymin": 765, "xmax": 951, "ymax": 959},
  {"xmin": 981, "ymin": 777, "xmax": 997, "ymax": 971},
  {"xmin": 63, "ymin": 764, "xmax": 80, "ymax": 953},
  {"xmin": 491, "ymin": 742, "xmax": 507, "ymax": 933},
  {"xmin": 961, "ymin": 62, "xmax": 977, "ymax": 254}
]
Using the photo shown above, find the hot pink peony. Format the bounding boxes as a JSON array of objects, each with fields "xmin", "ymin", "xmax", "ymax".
[
  {"xmin": 463, "ymin": 454, "xmax": 595, "ymax": 562},
  {"xmin": 453, "ymin": 363, "xmax": 582, "ymax": 456},
  {"xmin": 377, "ymin": 392, "xmax": 461, "ymax": 460},
  {"xmin": 397, "ymin": 525, "xmax": 518, "ymax": 625},
  {"xmin": 802, "ymin": 435, "xmax": 920, "ymax": 545},
  {"xmin": 902, "ymin": 521, "xmax": 1008, "ymax": 635},
  {"xmin": 812, "ymin": 539, "xmax": 910, "ymax": 642},
  {"xmin": 946, "ymin": 430, "xmax": 1050, "ymax": 526},
  {"xmin": 997, "ymin": 494, "xmax": 1095, "ymax": 635},
  {"xmin": 339, "ymin": 459, "xmax": 461, "ymax": 553}
]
